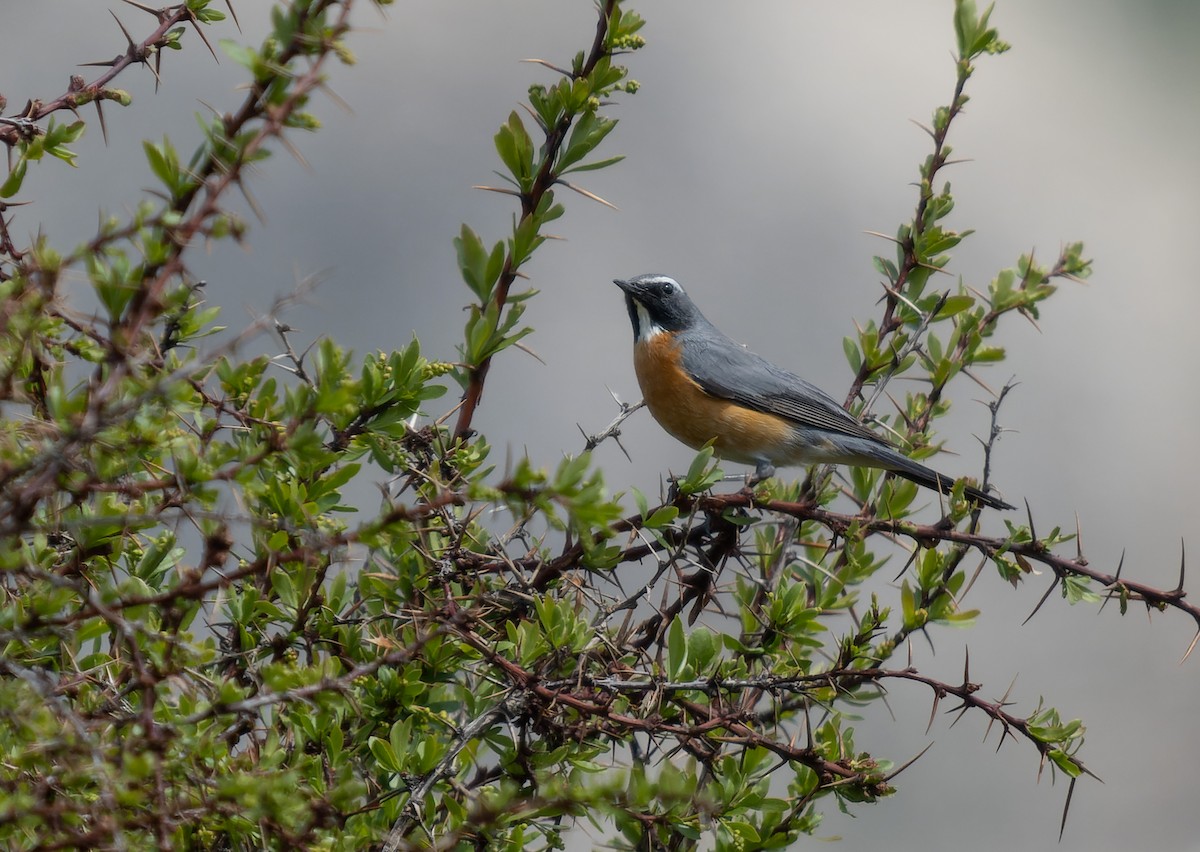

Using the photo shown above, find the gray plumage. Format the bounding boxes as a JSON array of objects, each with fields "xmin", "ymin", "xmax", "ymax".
[{"xmin": 615, "ymin": 274, "xmax": 1013, "ymax": 510}]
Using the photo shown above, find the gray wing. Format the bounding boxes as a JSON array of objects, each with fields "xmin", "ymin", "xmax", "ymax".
[{"xmin": 679, "ymin": 327, "xmax": 892, "ymax": 447}]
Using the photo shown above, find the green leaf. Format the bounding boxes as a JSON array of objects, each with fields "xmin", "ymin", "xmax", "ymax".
[
  {"xmin": 494, "ymin": 111, "xmax": 534, "ymax": 188},
  {"xmin": 953, "ymin": 0, "xmax": 980, "ymax": 59},
  {"xmin": 454, "ymin": 224, "xmax": 503, "ymax": 301},
  {"xmin": 677, "ymin": 444, "xmax": 722, "ymax": 494},
  {"xmin": 0, "ymin": 158, "xmax": 27, "ymax": 197},
  {"xmin": 934, "ymin": 294, "xmax": 975, "ymax": 319},
  {"xmin": 559, "ymin": 154, "xmax": 625, "ymax": 175},
  {"xmin": 1047, "ymin": 749, "xmax": 1083, "ymax": 778},
  {"xmin": 143, "ymin": 139, "xmax": 179, "ymax": 190},
  {"xmin": 219, "ymin": 38, "xmax": 259, "ymax": 71},
  {"xmin": 872, "ymin": 255, "xmax": 898, "ymax": 282},
  {"xmin": 842, "ymin": 336, "xmax": 862, "ymax": 372},
  {"xmin": 667, "ymin": 616, "xmax": 688, "ymax": 680},
  {"xmin": 369, "ymin": 737, "xmax": 400, "ymax": 773},
  {"xmin": 557, "ymin": 112, "xmax": 619, "ymax": 173},
  {"xmin": 643, "ymin": 506, "xmax": 678, "ymax": 529}
]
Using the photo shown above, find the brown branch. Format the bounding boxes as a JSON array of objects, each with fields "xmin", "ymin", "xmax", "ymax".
[
  {"xmin": 695, "ymin": 491, "xmax": 1200, "ymax": 640},
  {"xmin": 0, "ymin": 7, "xmax": 199, "ymax": 149},
  {"xmin": 452, "ymin": 0, "xmax": 620, "ymax": 442},
  {"xmin": 115, "ymin": 0, "xmax": 351, "ymax": 350},
  {"xmin": 844, "ymin": 67, "xmax": 971, "ymax": 408},
  {"xmin": 450, "ymin": 623, "xmax": 890, "ymax": 797}
]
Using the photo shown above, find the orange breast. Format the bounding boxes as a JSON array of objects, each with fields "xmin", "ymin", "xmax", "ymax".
[{"xmin": 632, "ymin": 334, "xmax": 796, "ymax": 465}]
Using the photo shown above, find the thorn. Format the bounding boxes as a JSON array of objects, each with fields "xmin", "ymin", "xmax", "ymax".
[
  {"xmin": 984, "ymin": 676, "xmax": 1017, "ymax": 744},
  {"xmin": 196, "ymin": 98, "xmax": 221, "ymax": 118},
  {"xmin": 878, "ymin": 689, "xmax": 897, "ymax": 723},
  {"xmin": 960, "ymin": 556, "xmax": 986, "ymax": 600},
  {"xmin": 521, "ymin": 58, "xmax": 573, "ymax": 76},
  {"xmin": 512, "ymin": 340, "xmax": 546, "ymax": 365},
  {"xmin": 223, "ymin": 0, "xmax": 240, "ymax": 31},
  {"xmin": 925, "ymin": 693, "xmax": 940, "ymax": 735},
  {"xmin": 862, "ymin": 229, "xmax": 903, "ymax": 245},
  {"xmin": 472, "ymin": 185, "xmax": 522, "ymax": 197},
  {"xmin": 907, "ymin": 117, "xmax": 936, "ymax": 139},
  {"xmin": 920, "ymin": 625, "xmax": 936, "ymax": 656},
  {"xmin": 1023, "ymin": 576, "xmax": 1060, "ymax": 625},
  {"xmin": 1024, "ymin": 498, "xmax": 1036, "ymax": 543},
  {"xmin": 121, "ymin": 0, "xmax": 169, "ymax": 22},
  {"xmin": 961, "ymin": 366, "xmax": 998, "ymax": 396},
  {"xmin": 1181, "ymin": 630, "xmax": 1200, "ymax": 665},
  {"xmin": 1059, "ymin": 777, "xmax": 1076, "ymax": 841},
  {"xmin": 518, "ymin": 101, "xmax": 547, "ymax": 133},
  {"xmin": 94, "ymin": 100, "xmax": 109, "ymax": 145},
  {"xmin": 997, "ymin": 675, "xmax": 1017, "ymax": 710},
  {"xmin": 1099, "ymin": 549, "xmax": 1124, "ymax": 615},
  {"xmin": 892, "ymin": 545, "xmax": 920, "ymax": 582},
  {"xmin": 962, "ymin": 646, "xmax": 970, "ymax": 685},
  {"xmin": 913, "ymin": 259, "xmax": 953, "ymax": 277},
  {"xmin": 183, "ymin": 8, "xmax": 220, "ymax": 62},
  {"xmin": 1174, "ymin": 538, "xmax": 1186, "ymax": 595},
  {"xmin": 150, "ymin": 52, "xmax": 164, "ymax": 93},
  {"xmin": 235, "ymin": 176, "xmax": 266, "ymax": 224},
  {"xmin": 965, "ymin": 283, "xmax": 989, "ymax": 303},
  {"xmin": 110, "ymin": 10, "xmax": 137, "ymax": 48},
  {"xmin": 316, "ymin": 81, "xmax": 353, "ymax": 116},
  {"xmin": 1016, "ymin": 306, "xmax": 1043, "ymax": 332},
  {"xmin": 489, "ymin": 170, "xmax": 520, "ymax": 188},
  {"xmin": 884, "ymin": 741, "xmax": 935, "ymax": 782},
  {"xmin": 982, "ymin": 708, "xmax": 996, "ymax": 744},
  {"xmin": 993, "ymin": 720, "xmax": 1013, "ymax": 752},
  {"xmin": 276, "ymin": 132, "xmax": 310, "ymax": 171},
  {"xmin": 554, "ymin": 178, "xmax": 618, "ymax": 210}
]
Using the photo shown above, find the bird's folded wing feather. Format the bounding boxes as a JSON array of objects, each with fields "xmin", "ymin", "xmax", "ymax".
[{"xmin": 679, "ymin": 332, "xmax": 893, "ymax": 447}]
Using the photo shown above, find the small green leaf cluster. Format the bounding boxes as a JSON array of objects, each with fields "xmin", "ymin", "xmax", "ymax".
[
  {"xmin": 0, "ymin": 118, "xmax": 85, "ymax": 198},
  {"xmin": 451, "ymin": 3, "xmax": 644, "ymax": 436},
  {"xmin": 841, "ymin": 0, "xmax": 1092, "ymax": 520},
  {"xmin": 1027, "ymin": 706, "xmax": 1087, "ymax": 778}
]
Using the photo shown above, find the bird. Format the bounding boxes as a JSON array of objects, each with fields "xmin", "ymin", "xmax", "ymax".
[{"xmin": 613, "ymin": 274, "xmax": 1013, "ymax": 510}]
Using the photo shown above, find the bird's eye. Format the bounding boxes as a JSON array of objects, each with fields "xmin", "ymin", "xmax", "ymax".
[{"xmin": 657, "ymin": 281, "xmax": 675, "ymax": 295}]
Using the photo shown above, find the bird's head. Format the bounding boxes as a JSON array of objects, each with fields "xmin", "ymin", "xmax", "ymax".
[{"xmin": 613, "ymin": 275, "xmax": 701, "ymax": 341}]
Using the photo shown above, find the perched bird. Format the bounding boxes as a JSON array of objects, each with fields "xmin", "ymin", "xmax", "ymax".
[{"xmin": 614, "ymin": 274, "xmax": 1013, "ymax": 510}]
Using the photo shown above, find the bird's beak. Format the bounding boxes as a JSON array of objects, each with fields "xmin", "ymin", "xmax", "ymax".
[{"xmin": 613, "ymin": 278, "xmax": 634, "ymax": 294}]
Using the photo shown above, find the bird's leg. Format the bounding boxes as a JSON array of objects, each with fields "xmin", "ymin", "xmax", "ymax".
[{"xmin": 748, "ymin": 460, "xmax": 776, "ymax": 487}]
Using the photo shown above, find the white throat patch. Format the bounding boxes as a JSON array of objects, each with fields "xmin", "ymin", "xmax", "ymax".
[{"xmin": 634, "ymin": 300, "xmax": 665, "ymax": 342}]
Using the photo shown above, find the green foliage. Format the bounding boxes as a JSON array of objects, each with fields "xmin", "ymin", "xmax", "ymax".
[
  {"xmin": 1, "ymin": 1, "xmax": 1179, "ymax": 850},
  {"xmin": 451, "ymin": 2, "xmax": 644, "ymax": 429}
]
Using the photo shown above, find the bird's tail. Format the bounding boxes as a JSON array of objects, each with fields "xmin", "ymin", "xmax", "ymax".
[
  {"xmin": 842, "ymin": 437, "xmax": 1014, "ymax": 511},
  {"xmin": 886, "ymin": 456, "xmax": 1014, "ymax": 510}
]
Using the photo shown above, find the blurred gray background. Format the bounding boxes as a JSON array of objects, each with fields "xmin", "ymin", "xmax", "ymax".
[{"xmin": 6, "ymin": 1, "xmax": 1200, "ymax": 849}]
